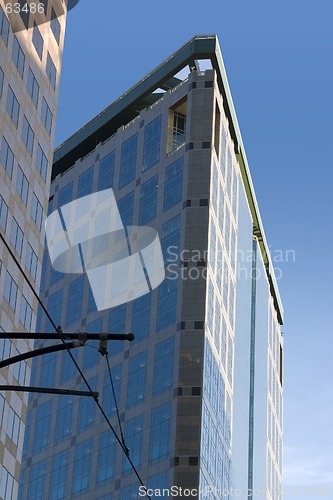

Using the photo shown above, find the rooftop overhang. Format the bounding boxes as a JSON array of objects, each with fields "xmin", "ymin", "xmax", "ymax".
[{"xmin": 53, "ymin": 35, "xmax": 284, "ymax": 324}]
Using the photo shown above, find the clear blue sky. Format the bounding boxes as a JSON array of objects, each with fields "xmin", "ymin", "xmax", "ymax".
[{"xmin": 55, "ymin": 0, "xmax": 333, "ymax": 495}]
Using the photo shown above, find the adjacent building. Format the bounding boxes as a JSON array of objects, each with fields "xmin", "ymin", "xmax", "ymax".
[
  {"xmin": 19, "ymin": 36, "xmax": 283, "ymax": 499},
  {"xmin": 0, "ymin": 2, "xmax": 68, "ymax": 498}
]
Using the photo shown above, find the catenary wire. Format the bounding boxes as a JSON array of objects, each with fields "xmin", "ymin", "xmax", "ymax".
[{"xmin": 0, "ymin": 231, "xmax": 152, "ymax": 499}]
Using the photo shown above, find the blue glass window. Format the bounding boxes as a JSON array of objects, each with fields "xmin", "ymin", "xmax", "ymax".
[
  {"xmin": 50, "ymin": 9, "xmax": 61, "ymax": 44},
  {"xmin": 118, "ymin": 191, "xmax": 134, "ymax": 226},
  {"xmin": 65, "ymin": 276, "xmax": 84, "ymax": 326},
  {"xmin": 58, "ymin": 181, "xmax": 73, "ymax": 207},
  {"xmin": 139, "ymin": 174, "xmax": 158, "ymax": 225},
  {"xmin": 10, "ymin": 218, "xmax": 23, "ymax": 257},
  {"xmin": 121, "ymin": 485, "xmax": 138, "ymax": 499},
  {"xmin": 32, "ymin": 23, "xmax": 44, "ymax": 60},
  {"xmin": 27, "ymin": 461, "xmax": 46, "ymax": 500},
  {"xmin": 0, "ymin": 68, "xmax": 4, "ymax": 97},
  {"xmin": 78, "ymin": 166, "xmax": 94, "ymax": 198},
  {"xmin": 72, "ymin": 439, "xmax": 92, "ymax": 495},
  {"xmin": 149, "ymin": 402, "xmax": 171, "ymax": 462},
  {"xmin": 55, "ymin": 396, "xmax": 73, "ymax": 442},
  {"xmin": 98, "ymin": 151, "xmax": 115, "ymax": 190},
  {"xmin": 4, "ymin": 271, "xmax": 18, "ymax": 311},
  {"xmin": 36, "ymin": 144, "xmax": 48, "ymax": 181},
  {"xmin": 1, "ymin": 137, "xmax": 14, "ymax": 178},
  {"xmin": 60, "ymin": 349, "xmax": 78, "ymax": 384},
  {"xmin": 41, "ymin": 97, "xmax": 53, "ymax": 135},
  {"xmin": 103, "ymin": 363, "xmax": 121, "ymax": 416},
  {"xmin": 19, "ymin": 295, "xmax": 33, "ymax": 330},
  {"xmin": 25, "ymin": 243, "xmax": 38, "ymax": 281},
  {"xmin": 108, "ymin": 304, "xmax": 126, "ymax": 355},
  {"xmin": 83, "ymin": 319, "xmax": 103, "ymax": 370},
  {"xmin": 6, "ymin": 86, "xmax": 20, "ymax": 127},
  {"xmin": 16, "ymin": 166, "xmax": 29, "ymax": 204},
  {"xmin": 161, "ymin": 214, "xmax": 181, "ymax": 265},
  {"xmin": 142, "ymin": 115, "xmax": 162, "ymax": 171},
  {"xmin": 46, "ymin": 53, "xmax": 57, "ymax": 89},
  {"xmin": 156, "ymin": 278, "xmax": 178, "ymax": 331},
  {"xmin": 46, "ymin": 289, "xmax": 63, "ymax": 331},
  {"xmin": 153, "ymin": 337, "xmax": 174, "ymax": 394},
  {"xmin": 50, "ymin": 450, "xmax": 69, "ymax": 500},
  {"xmin": 131, "ymin": 294, "xmax": 151, "ymax": 342},
  {"xmin": 97, "ymin": 430, "xmax": 116, "ymax": 484},
  {"xmin": 33, "ymin": 400, "xmax": 52, "ymax": 452},
  {"xmin": 22, "ymin": 115, "xmax": 34, "ymax": 155},
  {"xmin": 0, "ymin": 195, "xmax": 8, "ymax": 231},
  {"xmin": 27, "ymin": 68, "xmax": 39, "ymax": 107},
  {"xmin": 40, "ymin": 352, "xmax": 56, "ymax": 387},
  {"xmin": 31, "ymin": 193, "xmax": 43, "ymax": 229},
  {"xmin": 119, "ymin": 133, "xmax": 137, "ymax": 189},
  {"xmin": 78, "ymin": 377, "xmax": 96, "ymax": 432},
  {"xmin": 123, "ymin": 415, "xmax": 144, "ymax": 473},
  {"xmin": 163, "ymin": 157, "xmax": 184, "ymax": 212},
  {"xmin": 127, "ymin": 351, "xmax": 147, "ymax": 407},
  {"xmin": 50, "ymin": 266, "xmax": 64, "ymax": 286},
  {"xmin": 0, "ymin": 6, "xmax": 10, "ymax": 45},
  {"xmin": 12, "ymin": 37, "xmax": 25, "ymax": 78}
]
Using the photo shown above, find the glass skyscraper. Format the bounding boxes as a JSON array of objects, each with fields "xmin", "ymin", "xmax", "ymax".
[
  {"xmin": 0, "ymin": 2, "xmax": 68, "ymax": 498},
  {"xmin": 19, "ymin": 36, "xmax": 283, "ymax": 499}
]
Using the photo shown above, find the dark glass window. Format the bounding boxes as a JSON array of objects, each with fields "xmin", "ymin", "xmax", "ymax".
[
  {"xmin": 12, "ymin": 37, "xmax": 25, "ymax": 78},
  {"xmin": 55, "ymin": 396, "xmax": 73, "ymax": 442},
  {"xmin": 108, "ymin": 304, "xmax": 126, "ymax": 355},
  {"xmin": 119, "ymin": 133, "xmax": 137, "ymax": 189},
  {"xmin": 45, "ymin": 289, "xmax": 63, "ymax": 332},
  {"xmin": 77, "ymin": 378, "xmax": 96, "ymax": 432},
  {"xmin": 65, "ymin": 276, "xmax": 84, "ymax": 326},
  {"xmin": 142, "ymin": 115, "xmax": 162, "ymax": 171},
  {"xmin": 25, "ymin": 243, "xmax": 38, "ymax": 280},
  {"xmin": 6, "ymin": 86, "xmax": 20, "ymax": 127},
  {"xmin": 0, "ymin": 68, "xmax": 4, "ymax": 97},
  {"xmin": 16, "ymin": 165, "xmax": 29, "ymax": 204},
  {"xmin": 32, "ymin": 23, "xmax": 44, "ymax": 60},
  {"xmin": 78, "ymin": 166, "xmax": 94, "ymax": 198},
  {"xmin": 58, "ymin": 181, "xmax": 73, "ymax": 206},
  {"xmin": 31, "ymin": 192, "xmax": 43, "ymax": 229},
  {"xmin": 98, "ymin": 150, "xmax": 115, "ymax": 190},
  {"xmin": 27, "ymin": 68, "xmax": 39, "ymax": 107},
  {"xmin": 153, "ymin": 337, "xmax": 174, "ymax": 393},
  {"xmin": 41, "ymin": 97, "xmax": 53, "ymax": 135},
  {"xmin": 103, "ymin": 363, "xmax": 121, "ymax": 416},
  {"xmin": 4, "ymin": 271, "xmax": 18, "ymax": 311},
  {"xmin": 127, "ymin": 351, "xmax": 147, "ymax": 407},
  {"xmin": 36, "ymin": 144, "xmax": 48, "ymax": 181},
  {"xmin": 163, "ymin": 156, "xmax": 184, "ymax": 212},
  {"xmin": 139, "ymin": 174, "xmax": 158, "ymax": 225},
  {"xmin": 161, "ymin": 214, "xmax": 181, "ymax": 265},
  {"xmin": 118, "ymin": 191, "xmax": 134, "ymax": 226},
  {"xmin": 97, "ymin": 431, "xmax": 116, "ymax": 484},
  {"xmin": 122, "ymin": 415, "xmax": 143, "ymax": 473},
  {"xmin": 0, "ymin": 195, "xmax": 9, "ymax": 231},
  {"xmin": 157, "ymin": 278, "xmax": 178, "ymax": 331},
  {"xmin": 1, "ymin": 137, "xmax": 14, "ymax": 178},
  {"xmin": 46, "ymin": 52, "xmax": 57, "ymax": 89},
  {"xmin": 33, "ymin": 401, "xmax": 52, "ymax": 452},
  {"xmin": 27, "ymin": 461, "xmax": 46, "ymax": 500},
  {"xmin": 131, "ymin": 294, "xmax": 151, "ymax": 342},
  {"xmin": 50, "ymin": 9, "xmax": 61, "ymax": 44},
  {"xmin": 72, "ymin": 439, "xmax": 92, "ymax": 495},
  {"xmin": 22, "ymin": 116, "xmax": 34, "ymax": 155},
  {"xmin": 0, "ymin": 5, "xmax": 9, "ymax": 45},
  {"xmin": 50, "ymin": 451, "xmax": 69, "ymax": 500},
  {"xmin": 149, "ymin": 403, "xmax": 171, "ymax": 462}
]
